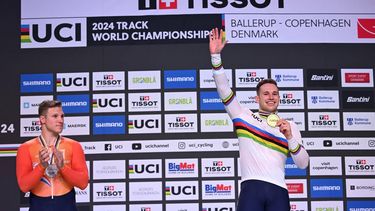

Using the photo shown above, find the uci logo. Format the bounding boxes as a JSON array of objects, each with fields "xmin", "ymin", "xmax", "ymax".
[
  {"xmin": 58, "ymin": 77, "xmax": 87, "ymax": 87},
  {"xmin": 169, "ymin": 186, "xmax": 196, "ymax": 195},
  {"xmin": 132, "ymin": 164, "xmax": 160, "ymax": 173},
  {"xmin": 132, "ymin": 119, "xmax": 159, "ymax": 129},
  {"xmin": 96, "ymin": 98, "xmax": 123, "ymax": 108},
  {"xmin": 31, "ymin": 23, "xmax": 81, "ymax": 43}
]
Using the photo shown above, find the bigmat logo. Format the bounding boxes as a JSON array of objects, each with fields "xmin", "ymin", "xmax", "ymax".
[
  {"xmin": 308, "ymin": 112, "xmax": 340, "ymax": 131},
  {"xmin": 129, "ymin": 159, "xmax": 162, "ymax": 179},
  {"xmin": 285, "ymin": 157, "xmax": 307, "ymax": 176},
  {"xmin": 202, "ymin": 180, "xmax": 235, "ymax": 200},
  {"xmin": 347, "ymin": 200, "xmax": 375, "ymax": 211},
  {"xmin": 310, "ymin": 201, "xmax": 343, "ymax": 211},
  {"xmin": 200, "ymin": 91, "xmax": 225, "ymax": 111},
  {"xmin": 56, "ymin": 72, "xmax": 89, "ymax": 92},
  {"xmin": 164, "ymin": 70, "xmax": 197, "ymax": 89},
  {"xmin": 165, "ymin": 158, "xmax": 198, "ymax": 178},
  {"xmin": 237, "ymin": 91, "xmax": 258, "ymax": 109},
  {"xmin": 93, "ymin": 182, "xmax": 126, "ymax": 202},
  {"xmin": 165, "ymin": 181, "xmax": 199, "ymax": 200},
  {"xmin": 345, "ymin": 157, "xmax": 375, "ymax": 176},
  {"xmin": 20, "ymin": 73, "xmax": 53, "ymax": 93},
  {"xmin": 202, "ymin": 202, "xmax": 236, "ymax": 211},
  {"xmin": 128, "ymin": 93, "xmax": 161, "ymax": 112},
  {"xmin": 21, "ymin": 18, "xmax": 86, "ymax": 48},
  {"xmin": 62, "ymin": 116, "xmax": 90, "ymax": 136},
  {"xmin": 92, "ymin": 93, "xmax": 125, "ymax": 113},
  {"xmin": 278, "ymin": 91, "xmax": 304, "ymax": 109},
  {"xmin": 93, "ymin": 160, "xmax": 126, "ymax": 180},
  {"xmin": 93, "ymin": 115, "xmax": 125, "ymax": 135},
  {"xmin": 128, "ymin": 70, "xmax": 160, "ymax": 90},
  {"xmin": 57, "ymin": 94, "xmax": 90, "ymax": 114},
  {"xmin": 128, "ymin": 114, "xmax": 161, "ymax": 134},
  {"xmin": 20, "ymin": 117, "xmax": 41, "ymax": 137},
  {"xmin": 271, "ymin": 69, "xmax": 303, "ymax": 87},
  {"xmin": 129, "ymin": 181, "xmax": 162, "ymax": 201},
  {"xmin": 310, "ymin": 179, "xmax": 343, "ymax": 198},
  {"xmin": 235, "ymin": 69, "xmax": 267, "ymax": 88},
  {"xmin": 306, "ymin": 69, "xmax": 338, "ymax": 87},
  {"xmin": 201, "ymin": 158, "xmax": 235, "ymax": 177},
  {"xmin": 164, "ymin": 92, "xmax": 197, "ymax": 111},
  {"xmin": 200, "ymin": 69, "xmax": 233, "ymax": 88},
  {"xmin": 92, "ymin": 71, "xmax": 125, "ymax": 91},
  {"xmin": 341, "ymin": 68, "xmax": 374, "ymax": 87},
  {"xmin": 358, "ymin": 19, "xmax": 375, "ymax": 38},
  {"xmin": 164, "ymin": 114, "xmax": 197, "ymax": 133},
  {"xmin": 20, "ymin": 95, "xmax": 53, "ymax": 115},
  {"xmin": 342, "ymin": 90, "xmax": 374, "ymax": 109}
]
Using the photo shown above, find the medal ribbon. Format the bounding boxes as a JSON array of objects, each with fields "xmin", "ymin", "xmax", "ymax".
[{"xmin": 38, "ymin": 135, "xmax": 61, "ymax": 165}]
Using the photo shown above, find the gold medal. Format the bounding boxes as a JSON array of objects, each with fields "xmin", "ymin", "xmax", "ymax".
[{"xmin": 267, "ymin": 114, "xmax": 280, "ymax": 127}]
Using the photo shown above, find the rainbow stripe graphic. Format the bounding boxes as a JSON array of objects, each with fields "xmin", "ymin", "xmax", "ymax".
[{"xmin": 20, "ymin": 24, "xmax": 31, "ymax": 43}]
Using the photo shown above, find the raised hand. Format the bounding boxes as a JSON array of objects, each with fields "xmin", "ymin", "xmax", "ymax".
[
  {"xmin": 209, "ymin": 28, "xmax": 227, "ymax": 54},
  {"xmin": 276, "ymin": 119, "xmax": 293, "ymax": 140},
  {"xmin": 39, "ymin": 147, "xmax": 49, "ymax": 168},
  {"xmin": 52, "ymin": 146, "xmax": 64, "ymax": 169}
]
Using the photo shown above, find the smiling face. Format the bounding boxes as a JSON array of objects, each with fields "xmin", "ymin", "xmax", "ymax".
[
  {"xmin": 256, "ymin": 83, "xmax": 280, "ymax": 113},
  {"xmin": 40, "ymin": 106, "xmax": 64, "ymax": 136}
]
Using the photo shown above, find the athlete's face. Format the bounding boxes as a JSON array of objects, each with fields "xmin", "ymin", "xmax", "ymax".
[
  {"xmin": 256, "ymin": 83, "xmax": 280, "ymax": 113},
  {"xmin": 40, "ymin": 106, "xmax": 64, "ymax": 135}
]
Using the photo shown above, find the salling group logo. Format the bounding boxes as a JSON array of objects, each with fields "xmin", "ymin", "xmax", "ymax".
[
  {"xmin": 92, "ymin": 72, "xmax": 125, "ymax": 91},
  {"xmin": 21, "ymin": 18, "xmax": 86, "ymax": 48}
]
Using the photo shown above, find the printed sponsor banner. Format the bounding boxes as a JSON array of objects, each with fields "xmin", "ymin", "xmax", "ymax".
[
  {"xmin": 20, "ymin": 73, "xmax": 53, "ymax": 93},
  {"xmin": 279, "ymin": 90, "xmax": 304, "ymax": 109},
  {"xmin": 92, "ymin": 115, "xmax": 126, "ymax": 135},
  {"xmin": 165, "ymin": 158, "xmax": 198, "ymax": 178},
  {"xmin": 310, "ymin": 178, "xmax": 343, "ymax": 198},
  {"xmin": 236, "ymin": 90, "xmax": 258, "ymax": 109},
  {"xmin": 61, "ymin": 116, "xmax": 90, "ymax": 136},
  {"xmin": 271, "ymin": 69, "xmax": 303, "ymax": 87},
  {"xmin": 20, "ymin": 95, "xmax": 53, "ymax": 115},
  {"xmin": 93, "ymin": 160, "xmax": 126, "ymax": 180},
  {"xmin": 128, "ymin": 92, "xmax": 161, "ymax": 112},
  {"xmin": 128, "ymin": 159, "xmax": 162, "ymax": 179},
  {"xmin": 20, "ymin": 117, "xmax": 41, "ymax": 137},
  {"xmin": 129, "ymin": 204, "xmax": 162, "ymax": 211},
  {"xmin": 345, "ymin": 156, "xmax": 375, "ymax": 176},
  {"xmin": 164, "ymin": 69, "xmax": 197, "ymax": 89},
  {"xmin": 347, "ymin": 201, "xmax": 375, "ymax": 210},
  {"xmin": 226, "ymin": 14, "xmax": 375, "ymax": 43},
  {"xmin": 164, "ymin": 92, "xmax": 197, "ymax": 111},
  {"xmin": 56, "ymin": 72, "xmax": 90, "ymax": 92},
  {"xmin": 165, "ymin": 203, "xmax": 199, "ymax": 211},
  {"xmin": 235, "ymin": 69, "xmax": 268, "ymax": 88},
  {"xmin": 201, "ymin": 158, "xmax": 235, "ymax": 177},
  {"xmin": 341, "ymin": 68, "xmax": 374, "ymax": 87},
  {"xmin": 57, "ymin": 94, "xmax": 90, "ymax": 114},
  {"xmin": 303, "ymin": 137, "xmax": 375, "ymax": 150},
  {"xmin": 200, "ymin": 69, "xmax": 233, "ymax": 88},
  {"xmin": 93, "ymin": 182, "xmax": 126, "ymax": 202},
  {"xmin": 92, "ymin": 71, "xmax": 125, "ymax": 91},
  {"xmin": 306, "ymin": 69, "xmax": 339, "ymax": 87},
  {"xmin": 307, "ymin": 90, "xmax": 339, "ymax": 109},
  {"xmin": 92, "ymin": 93, "xmax": 125, "ymax": 113},
  {"xmin": 343, "ymin": 112, "xmax": 375, "ymax": 131},
  {"xmin": 342, "ymin": 90, "xmax": 375, "ymax": 109},
  {"xmin": 93, "ymin": 205, "xmax": 127, "ymax": 211},
  {"xmin": 165, "ymin": 181, "xmax": 199, "ymax": 200},
  {"xmin": 75, "ymin": 186, "xmax": 90, "ymax": 203},
  {"xmin": 164, "ymin": 113, "xmax": 198, "ymax": 133},
  {"xmin": 21, "ymin": 18, "xmax": 87, "ymax": 48},
  {"xmin": 285, "ymin": 157, "xmax": 307, "ymax": 176},
  {"xmin": 202, "ymin": 180, "xmax": 235, "ymax": 200},
  {"xmin": 310, "ymin": 201, "xmax": 343, "ymax": 211},
  {"xmin": 21, "ymin": 0, "xmax": 375, "ymax": 18},
  {"xmin": 129, "ymin": 181, "xmax": 162, "ymax": 201},
  {"xmin": 278, "ymin": 112, "xmax": 305, "ymax": 131},
  {"xmin": 200, "ymin": 91, "xmax": 225, "ymax": 111},
  {"xmin": 308, "ymin": 112, "xmax": 340, "ymax": 131},
  {"xmin": 202, "ymin": 202, "xmax": 236, "ymax": 211},
  {"xmin": 346, "ymin": 179, "xmax": 375, "ymax": 198},
  {"xmin": 309, "ymin": 157, "xmax": 342, "ymax": 176},
  {"xmin": 290, "ymin": 201, "xmax": 308, "ymax": 211},
  {"xmin": 200, "ymin": 113, "xmax": 233, "ymax": 132},
  {"xmin": 128, "ymin": 114, "xmax": 162, "ymax": 134},
  {"xmin": 286, "ymin": 179, "xmax": 307, "ymax": 198},
  {"xmin": 128, "ymin": 70, "xmax": 160, "ymax": 90}
]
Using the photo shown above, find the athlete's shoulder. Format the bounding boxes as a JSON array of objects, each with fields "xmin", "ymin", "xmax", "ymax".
[{"xmin": 60, "ymin": 136, "xmax": 79, "ymax": 144}]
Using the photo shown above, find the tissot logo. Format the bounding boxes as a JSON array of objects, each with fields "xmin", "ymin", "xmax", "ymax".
[{"xmin": 139, "ymin": 0, "xmax": 177, "ymax": 10}]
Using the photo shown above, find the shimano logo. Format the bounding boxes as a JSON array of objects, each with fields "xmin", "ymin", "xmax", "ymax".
[
  {"xmin": 313, "ymin": 185, "xmax": 340, "ymax": 191},
  {"xmin": 166, "ymin": 77, "xmax": 194, "ymax": 82}
]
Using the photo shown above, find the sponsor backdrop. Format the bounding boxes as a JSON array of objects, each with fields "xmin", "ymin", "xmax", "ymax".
[{"xmin": 0, "ymin": 0, "xmax": 374, "ymax": 211}]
